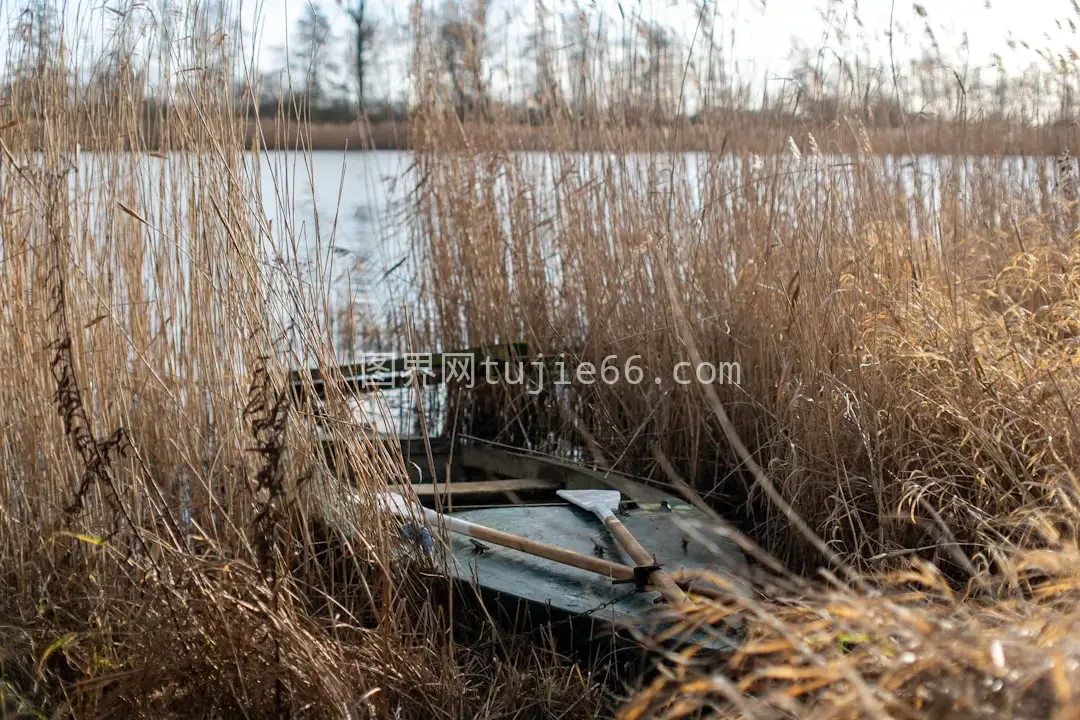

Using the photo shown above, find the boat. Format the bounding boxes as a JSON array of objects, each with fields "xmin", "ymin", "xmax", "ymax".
[{"xmin": 290, "ymin": 345, "xmax": 751, "ymax": 658}]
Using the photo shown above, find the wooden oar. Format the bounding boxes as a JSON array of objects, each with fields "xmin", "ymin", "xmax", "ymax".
[
  {"xmin": 379, "ymin": 492, "xmax": 635, "ymax": 582},
  {"xmin": 557, "ymin": 489, "xmax": 689, "ymax": 604}
]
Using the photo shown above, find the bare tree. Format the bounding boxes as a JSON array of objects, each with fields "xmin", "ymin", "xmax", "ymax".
[
  {"xmin": 339, "ymin": 0, "xmax": 376, "ymax": 113},
  {"xmin": 439, "ymin": 15, "xmax": 469, "ymax": 115},
  {"xmin": 990, "ymin": 58, "xmax": 1011, "ymax": 121},
  {"xmin": 525, "ymin": 0, "xmax": 560, "ymax": 120},
  {"xmin": 641, "ymin": 20, "xmax": 672, "ymax": 120},
  {"xmin": 9, "ymin": 0, "xmax": 67, "ymax": 111},
  {"xmin": 466, "ymin": 0, "xmax": 489, "ymax": 116},
  {"xmin": 565, "ymin": 8, "xmax": 592, "ymax": 119},
  {"xmin": 291, "ymin": 2, "xmax": 338, "ymax": 110},
  {"xmin": 191, "ymin": 0, "xmax": 232, "ymax": 99},
  {"xmin": 437, "ymin": 0, "xmax": 487, "ymax": 118},
  {"xmin": 91, "ymin": 19, "xmax": 146, "ymax": 111},
  {"xmin": 15, "ymin": 0, "xmax": 59, "ymax": 78}
]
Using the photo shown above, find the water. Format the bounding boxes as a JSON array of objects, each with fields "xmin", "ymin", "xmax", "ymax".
[
  {"xmin": 250, "ymin": 150, "xmax": 423, "ymax": 436},
  {"xmin": 12, "ymin": 148, "xmax": 1068, "ymax": 346},
  {"xmin": 21, "ymin": 149, "xmax": 1063, "ymax": 350},
  {"xmin": 254, "ymin": 150, "xmax": 414, "ymax": 329},
  {"xmin": 4, "ymin": 149, "xmax": 1067, "ymax": 437}
]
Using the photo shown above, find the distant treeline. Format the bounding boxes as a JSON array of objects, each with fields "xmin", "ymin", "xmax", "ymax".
[
  {"xmin": 3, "ymin": 80, "xmax": 1079, "ymax": 155},
  {"xmin": 11, "ymin": 110, "xmax": 1078, "ymax": 156}
]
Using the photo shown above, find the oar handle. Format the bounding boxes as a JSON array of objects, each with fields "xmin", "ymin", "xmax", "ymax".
[
  {"xmin": 420, "ymin": 504, "xmax": 635, "ymax": 581},
  {"xmin": 603, "ymin": 516, "xmax": 689, "ymax": 604}
]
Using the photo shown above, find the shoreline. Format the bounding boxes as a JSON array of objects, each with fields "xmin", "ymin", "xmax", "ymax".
[
  {"xmin": 4, "ymin": 116, "xmax": 1079, "ymax": 156},
  {"xmin": 246, "ymin": 120, "xmax": 1080, "ymax": 156}
]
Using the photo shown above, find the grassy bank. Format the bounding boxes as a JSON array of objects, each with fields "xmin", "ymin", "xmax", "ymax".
[{"xmin": 237, "ymin": 116, "xmax": 1080, "ymax": 155}]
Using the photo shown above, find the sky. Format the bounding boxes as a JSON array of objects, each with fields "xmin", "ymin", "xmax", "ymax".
[
  {"xmin": 4, "ymin": 0, "xmax": 1079, "ymax": 106},
  {"xmin": 238, "ymin": 0, "xmax": 1080, "ymax": 103}
]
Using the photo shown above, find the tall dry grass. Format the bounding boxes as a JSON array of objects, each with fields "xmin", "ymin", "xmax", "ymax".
[
  {"xmin": 408, "ymin": 112, "xmax": 1080, "ymax": 576},
  {"xmin": 0, "ymin": 4, "xmax": 613, "ymax": 718},
  {"xmin": 405, "ymin": 3, "xmax": 1080, "ymax": 715},
  {"xmin": 10, "ymin": 0, "xmax": 1080, "ymax": 715}
]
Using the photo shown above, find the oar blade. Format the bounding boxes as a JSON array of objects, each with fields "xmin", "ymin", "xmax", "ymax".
[{"xmin": 556, "ymin": 489, "xmax": 622, "ymax": 517}]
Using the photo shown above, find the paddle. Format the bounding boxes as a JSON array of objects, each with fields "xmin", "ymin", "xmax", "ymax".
[
  {"xmin": 378, "ymin": 492, "xmax": 635, "ymax": 582},
  {"xmin": 556, "ymin": 489, "xmax": 689, "ymax": 604}
]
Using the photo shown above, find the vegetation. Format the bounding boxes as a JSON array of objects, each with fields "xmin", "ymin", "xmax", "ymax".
[
  {"xmin": 405, "ymin": 1, "xmax": 1080, "ymax": 717},
  {"xmin": 0, "ymin": 1, "xmax": 608, "ymax": 718},
  {"xmin": 5, "ymin": 0, "xmax": 1080, "ymax": 718},
  {"xmin": 8, "ymin": 0, "xmax": 1080, "ymax": 153}
]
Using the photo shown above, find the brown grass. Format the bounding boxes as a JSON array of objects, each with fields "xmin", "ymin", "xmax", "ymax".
[
  {"xmin": 620, "ymin": 544, "xmax": 1080, "ymax": 718},
  {"xmin": 241, "ymin": 119, "xmax": 409, "ymax": 151},
  {"xmin": 9, "ymin": 0, "xmax": 1080, "ymax": 717},
  {"xmin": 403, "ymin": 119, "xmax": 1080, "ymax": 156},
  {"xmin": 0, "ymin": 6, "xmax": 613, "ymax": 720},
  {"xmin": 403, "ymin": 4, "xmax": 1080, "ymax": 716},
  {"xmin": 5, "ymin": 113, "xmax": 1080, "ymax": 155},
  {"xmin": 279, "ymin": 119, "xmax": 1080, "ymax": 155},
  {"xmin": 408, "ymin": 110, "xmax": 1080, "ymax": 572}
]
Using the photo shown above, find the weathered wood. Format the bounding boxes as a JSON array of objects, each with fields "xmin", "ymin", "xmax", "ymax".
[
  {"xmin": 456, "ymin": 444, "xmax": 674, "ymax": 504},
  {"xmin": 390, "ymin": 477, "xmax": 563, "ymax": 500}
]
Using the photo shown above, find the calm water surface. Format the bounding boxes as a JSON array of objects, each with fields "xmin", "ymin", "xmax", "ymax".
[
  {"xmin": 43, "ymin": 149, "xmax": 1064, "ymax": 346},
  {"xmin": 3, "ymin": 149, "xmax": 1066, "ymax": 436}
]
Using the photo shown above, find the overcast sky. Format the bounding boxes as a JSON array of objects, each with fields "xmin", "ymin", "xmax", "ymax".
[
  {"xmin": 239, "ymin": 0, "xmax": 1080, "ymax": 101},
  {"xmin": 4, "ymin": 0, "xmax": 1078, "ymax": 104}
]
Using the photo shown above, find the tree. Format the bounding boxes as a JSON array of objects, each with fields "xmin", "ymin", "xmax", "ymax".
[
  {"xmin": 191, "ymin": 0, "xmax": 233, "ymax": 99},
  {"xmin": 338, "ymin": 0, "xmax": 375, "ymax": 113},
  {"xmin": 525, "ymin": 0, "xmax": 560, "ymax": 121},
  {"xmin": 9, "ymin": 0, "xmax": 67, "ymax": 111},
  {"xmin": 641, "ymin": 21, "xmax": 672, "ymax": 120},
  {"xmin": 467, "ymin": 0, "xmax": 488, "ymax": 115},
  {"xmin": 13, "ymin": 0, "xmax": 58, "ymax": 77},
  {"xmin": 291, "ymin": 2, "xmax": 338, "ymax": 110},
  {"xmin": 436, "ymin": 0, "xmax": 488, "ymax": 118},
  {"xmin": 565, "ymin": 8, "xmax": 592, "ymax": 119},
  {"xmin": 91, "ymin": 21, "xmax": 146, "ymax": 111},
  {"xmin": 438, "ymin": 10, "xmax": 470, "ymax": 115},
  {"xmin": 990, "ymin": 59, "xmax": 1011, "ymax": 121}
]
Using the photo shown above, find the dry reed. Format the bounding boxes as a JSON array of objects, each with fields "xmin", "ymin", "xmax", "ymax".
[
  {"xmin": 9, "ymin": 0, "xmax": 1080, "ymax": 716},
  {"xmin": 0, "ymin": 4, "xmax": 612, "ymax": 718},
  {"xmin": 403, "ymin": 2, "xmax": 1080, "ymax": 716}
]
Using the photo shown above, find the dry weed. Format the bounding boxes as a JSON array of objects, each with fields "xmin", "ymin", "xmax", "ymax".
[{"xmin": 0, "ymin": 5, "xmax": 610, "ymax": 719}]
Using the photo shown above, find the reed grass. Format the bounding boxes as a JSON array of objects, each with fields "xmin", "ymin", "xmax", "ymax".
[
  {"xmin": 408, "ymin": 113, "xmax": 1080, "ymax": 572},
  {"xmin": 404, "ymin": 3, "xmax": 1080, "ymax": 716},
  {"xmin": 0, "ymin": 5, "xmax": 613, "ymax": 718},
  {"xmin": 8, "ymin": 0, "xmax": 1080, "ymax": 716}
]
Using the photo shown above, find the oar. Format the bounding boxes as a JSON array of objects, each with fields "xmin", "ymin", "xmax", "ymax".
[
  {"xmin": 379, "ymin": 492, "xmax": 635, "ymax": 582},
  {"xmin": 556, "ymin": 489, "xmax": 689, "ymax": 604}
]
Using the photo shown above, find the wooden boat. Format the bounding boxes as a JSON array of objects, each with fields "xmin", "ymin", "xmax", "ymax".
[{"xmin": 292, "ymin": 346, "xmax": 751, "ymax": 656}]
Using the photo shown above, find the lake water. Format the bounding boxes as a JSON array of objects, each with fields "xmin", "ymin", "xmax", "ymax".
[
  {"xmin": 261, "ymin": 149, "xmax": 1065, "ymax": 337},
  {"xmin": 24, "ymin": 148, "xmax": 1064, "ymax": 352},
  {"xmin": 252, "ymin": 150, "xmax": 414, "ymax": 355},
  {"xmin": 251, "ymin": 149, "xmax": 1068, "ymax": 437},
  {"xmin": 4, "ymin": 148, "xmax": 1067, "ymax": 436}
]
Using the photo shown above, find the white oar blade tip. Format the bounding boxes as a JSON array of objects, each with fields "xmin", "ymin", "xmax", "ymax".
[{"xmin": 557, "ymin": 489, "xmax": 622, "ymax": 515}]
